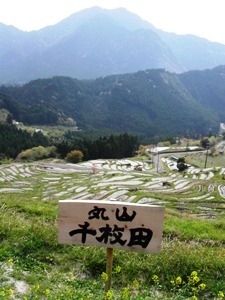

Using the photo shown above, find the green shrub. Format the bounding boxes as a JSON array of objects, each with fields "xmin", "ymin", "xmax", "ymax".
[
  {"xmin": 17, "ymin": 146, "xmax": 57, "ymax": 161},
  {"xmin": 66, "ymin": 150, "xmax": 84, "ymax": 163}
]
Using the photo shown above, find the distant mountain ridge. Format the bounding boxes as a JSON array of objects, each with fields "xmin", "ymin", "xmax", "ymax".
[
  {"xmin": 1, "ymin": 7, "xmax": 225, "ymax": 83},
  {"xmin": 0, "ymin": 66, "xmax": 224, "ymax": 140}
]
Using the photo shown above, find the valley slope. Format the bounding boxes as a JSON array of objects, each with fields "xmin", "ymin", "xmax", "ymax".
[{"xmin": 0, "ymin": 66, "xmax": 224, "ymax": 140}]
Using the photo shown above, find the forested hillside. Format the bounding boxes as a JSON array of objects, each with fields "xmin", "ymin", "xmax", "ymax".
[
  {"xmin": 0, "ymin": 124, "xmax": 49, "ymax": 158},
  {"xmin": 0, "ymin": 122, "xmax": 137, "ymax": 161},
  {"xmin": 0, "ymin": 66, "xmax": 224, "ymax": 140},
  {"xmin": 180, "ymin": 65, "xmax": 225, "ymax": 121}
]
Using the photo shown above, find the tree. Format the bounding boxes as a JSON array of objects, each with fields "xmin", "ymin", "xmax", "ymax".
[
  {"xmin": 177, "ymin": 157, "xmax": 188, "ymax": 171},
  {"xmin": 56, "ymin": 140, "xmax": 71, "ymax": 158},
  {"xmin": 66, "ymin": 150, "xmax": 83, "ymax": 163},
  {"xmin": 17, "ymin": 146, "xmax": 57, "ymax": 161},
  {"xmin": 177, "ymin": 162, "xmax": 188, "ymax": 171},
  {"xmin": 6, "ymin": 113, "xmax": 13, "ymax": 124},
  {"xmin": 177, "ymin": 157, "xmax": 186, "ymax": 164},
  {"xmin": 200, "ymin": 137, "xmax": 210, "ymax": 149},
  {"xmin": 0, "ymin": 124, "xmax": 50, "ymax": 159}
]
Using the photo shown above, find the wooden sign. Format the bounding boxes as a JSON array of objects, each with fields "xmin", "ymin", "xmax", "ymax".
[{"xmin": 58, "ymin": 200, "xmax": 165, "ymax": 254}]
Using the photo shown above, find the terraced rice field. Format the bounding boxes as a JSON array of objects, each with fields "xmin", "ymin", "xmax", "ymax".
[{"xmin": 0, "ymin": 157, "xmax": 224, "ymax": 220}]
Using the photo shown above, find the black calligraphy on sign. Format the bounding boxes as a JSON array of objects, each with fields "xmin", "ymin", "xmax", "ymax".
[
  {"xmin": 69, "ymin": 205, "xmax": 153, "ymax": 249},
  {"xmin": 115, "ymin": 207, "xmax": 136, "ymax": 222},
  {"xmin": 96, "ymin": 224, "xmax": 126, "ymax": 246},
  {"xmin": 69, "ymin": 222, "xmax": 96, "ymax": 243},
  {"xmin": 127, "ymin": 227, "xmax": 153, "ymax": 248},
  {"xmin": 88, "ymin": 206, "xmax": 109, "ymax": 220}
]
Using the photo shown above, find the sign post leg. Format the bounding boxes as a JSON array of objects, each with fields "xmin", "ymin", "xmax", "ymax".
[{"xmin": 105, "ymin": 247, "xmax": 113, "ymax": 292}]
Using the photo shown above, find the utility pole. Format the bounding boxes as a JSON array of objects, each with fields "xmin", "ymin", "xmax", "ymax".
[
  {"xmin": 157, "ymin": 151, "xmax": 159, "ymax": 173},
  {"xmin": 204, "ymin": 144, "xmax": 209, "ymax": 168}
]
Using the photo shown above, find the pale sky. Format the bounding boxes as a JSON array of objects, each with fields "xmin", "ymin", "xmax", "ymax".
[{"xmin": 0, "ymin": 0, "xmax": 225, "ymax": 44}]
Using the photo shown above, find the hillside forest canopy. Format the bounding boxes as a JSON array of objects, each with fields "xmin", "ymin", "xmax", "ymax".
[
  {"xmin": 0, "ymin": 66, "xmax": 225, "ymax": 141},
  {"xmin": 0, "ymin": 123, "xmax": 138, "ymax": 161}
]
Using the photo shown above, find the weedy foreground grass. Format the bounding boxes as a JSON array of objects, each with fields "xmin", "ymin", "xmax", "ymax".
[{"xmin": 0, "ymin": 159, "xmax": 225, "ymax": 299}]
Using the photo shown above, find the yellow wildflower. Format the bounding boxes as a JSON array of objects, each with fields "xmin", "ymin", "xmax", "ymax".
[
  {"xmin": 8, "ymin": 289, "xmax": 14, "ymax": 296},
  {"xmin": 191, "ymin": 271, "xmax": 198, "ymax": 277},
  {"xmin": 44, "ymin": 289, "xmax": 50, "ymax": 295},
  {"xmin": 193, "ymin": 276, "xmax": 200, "ymax": 283},
  {"xmin": 35, "ymin": 284, "xmax": 40, "ymax": 292},
  {"xmin": 122, "ymin": 287, "xmax": 130, "ymax": 299},
  {"xmin": 101, "ymin": 272, "xmax": 108, "ymax": 282},
  {"xmin": 115, "ymin": 265, "xmax": 121, "ymax": 273},
  {"xmin": 218, "ymin": 291, "xmax": 224, "ymax": 299},
  {"xmin": 132, "ymin": 279, "xmax": 139, "ymax": 288},
  {"xmin": 175, "ymin": 276, "xmax": 182, "ymax": 285},
  {"xmin": 152, "ymin": 274, "xmax": 159, "ymax": 284},
  {"xmin": 7, "ymin": 258, "xmax": 13, "ymax": 266},
  {"xmin": 198, "ymin": 283, "xmax": 206, "ymax": 291},
  {"xmin": 171, "ymin": 280, "xmax": 175, "ymax": 286},
  {"xmin": 87, "ymin": 293, "xmax": 93, "ymax": 299},
  {"xmin": 104, "ymin": 289, "xmax": 113, "ymax": 300},
  {"xmin": 188, "ymin": 273, "xmax": 200, "ymax": 286}
]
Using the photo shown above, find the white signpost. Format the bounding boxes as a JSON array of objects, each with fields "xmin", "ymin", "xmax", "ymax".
[{"xmin": 58, "ymin": 200, "xmax": 165, "ymax": 291}]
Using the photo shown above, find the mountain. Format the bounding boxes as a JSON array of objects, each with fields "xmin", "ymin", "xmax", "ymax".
[
  {"xmin": 180, "ymin": 65, "xmax": 225, "ymax": 121},
  {"xmin": 1, "ymin": 66, "xmax": 224, "ymax": 140},
  {"xmin": 0, "ymin": 7, "xmax": 225, "ymax": 83},
  {"xmin": 158, "ymin": 31, "xmax": 225, "ymax": 71}
]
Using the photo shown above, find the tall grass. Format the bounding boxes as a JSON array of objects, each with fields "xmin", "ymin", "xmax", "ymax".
[
  {"xmin": 0, "ymin": 201, "xmax": 224, "ymax": 299},
  {"xmin": 0, "ymin": 158, "xmax": 224, "ymax": 299}
]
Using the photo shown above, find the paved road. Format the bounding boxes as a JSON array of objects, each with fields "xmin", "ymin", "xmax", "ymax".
[
  {"xmin": 152, "ymin": 149, "xmax": 206, "ymax": 173},
  {"xmin": 152, "ymin": 153, "xmax": 164, "ymax": 173},
  {"xmin": 215, "ymin": 140, "xmax": 225, "ymax": 150}
]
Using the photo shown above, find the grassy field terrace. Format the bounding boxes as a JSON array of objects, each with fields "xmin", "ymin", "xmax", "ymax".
[{"xmin": 0, "ymin": 155, "xmax": 225, "ymax": 299}]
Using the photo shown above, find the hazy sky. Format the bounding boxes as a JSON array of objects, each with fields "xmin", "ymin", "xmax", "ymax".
[{"xmin": 1, "ymin": 0, "xmax": 224, "ymax": 44}]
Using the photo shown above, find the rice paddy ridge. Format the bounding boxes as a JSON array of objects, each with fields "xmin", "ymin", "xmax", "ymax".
[{"xmin": 0, "ymin": 158, "xmax": 224, "ymax": 220}]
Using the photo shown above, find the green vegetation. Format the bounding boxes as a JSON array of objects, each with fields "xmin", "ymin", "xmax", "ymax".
[
  {"xmin": 0, "ymin": 198, "xmax": 224, "ymax": 299},
  {"xmin": 0, "ymin": 124, "xmax": 49, "ymax": 159},
  {"xmin": 0, "ymin": 97, "xmax": 224, "ymax": 299},
  {"xmin": 17, "ymin": 146, "xmax": 57, "ymax": 161},
  {"xmin": 0, "ymin": 152, "xmax": 224, "ymax": 299},
  {"xmin": 59, "ymin": 132, "xmax": 138, "ymax": 160},
  {"xmin": 0, "ymin": 123, "xmax": 138, "ymax": 161},
  {"xmin": 1, "ymin": 66, "xmax": 224, "ymax": 140},
  {"xmin": 178, "ymin": 152, "xmax": 225, "ymax": 169},
  {"xmin": 66, "ymin": 150, "xmax": 84, "ymax": 163}
]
